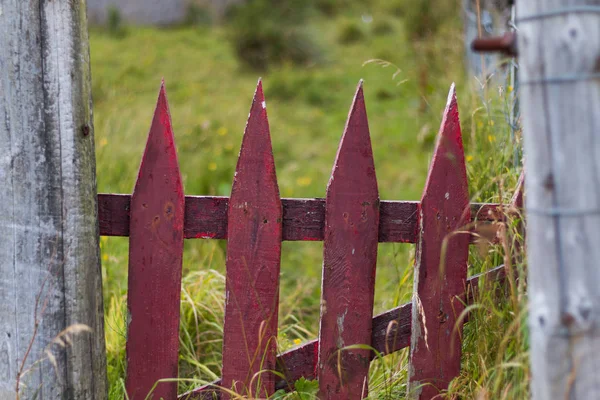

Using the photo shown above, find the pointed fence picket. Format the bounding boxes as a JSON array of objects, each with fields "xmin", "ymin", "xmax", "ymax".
[
  {"xmin": 408, "ymin": 86, "xmax": 470, "ymax": 399},
  {"xmin": 125, "ymin": 83, "xmax": 185, "ymax": 400},
  {"xmin": 317, "ymin": 82, "xmax": 380, "ymax": 399},
  {"xmin": 95, "ymin": 81, "xmax": 524, "ymax": 400},
  {"xmin": 221, "ymin": 81, "xmax": 283, "ymax": 398}
]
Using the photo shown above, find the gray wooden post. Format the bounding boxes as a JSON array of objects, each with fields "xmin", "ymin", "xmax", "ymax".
[
  {"xmin": 463, "ymin": 0, "xmax": 512, "ymax": 81},
  {"xmin": 517, "ymin": 0, "xmax": 600, "ymax": 398},
  {"xmin": 0, "ymin": 1, "xmax": 107, "ymax": 399}
]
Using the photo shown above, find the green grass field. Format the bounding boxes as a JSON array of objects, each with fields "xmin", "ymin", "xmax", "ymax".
[{"xmin": 91, "ymin": 8, "xmax": 527, "ymax": 399}]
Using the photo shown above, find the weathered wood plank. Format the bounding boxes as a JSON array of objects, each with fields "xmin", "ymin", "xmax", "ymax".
[
  {"xmin": 0, "ymin": 1, "xmax": 107, "ymax": 398},
  {"xmin": 179, "ymin": 264, "xmax": 508, "ymax": 399},
  {"xmin": 317, "ymin": 82, "xmax": 379, "ymax": 399},
  {"xmin": 408, "ymin": 85, "xmax": 470, "ymax": 399},
  {"xmin": 221, "ymin": 81, "xmax": 282, "ymax": 397},
  {"xmin": 517, "ymin": 1, "xmax": 600, "ymax": 398},
  {"xmin": 98, "ymin": 196, "xmax": 503, "ymax": 241},
  {"xmin": 125, "ymin": 83, "xmax": 185, "ymax": 399}
]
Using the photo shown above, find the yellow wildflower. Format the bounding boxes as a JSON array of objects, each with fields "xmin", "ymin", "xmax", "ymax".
[
  {"xmin": 102, "ymin": 253, "xmax": 109, "ymax": 262},
  {"xmin": 296, "ymin": 177, "xmax": 312, "ymax": 187},
  {"xmin": 217, "ymin": 127, "xmax": 228, "ymax": 136},
  {"xmin": 293, "ymin": 338, "xmax": 302, "ymax": 345},
  {"xmin": 99, "ymin": 137, "xmax": 108, "ymax": 147},
  {"xmin": 208, "ymin": 162, "xmax": 217, "ymax": 171},
  {"xmin": 487, "ymin": 135, "xmax": 496, "ymax": 143},
  {"xmin": 466, "ymin": 155, "xmax": 473, "ymax": 162}
]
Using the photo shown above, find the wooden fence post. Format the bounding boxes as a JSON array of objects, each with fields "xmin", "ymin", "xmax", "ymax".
[
  {"xmin": 0, "ymin": 1, "xmax": 107, "ymax": 399},
  {"xmin": 408, "ymin": 85, "xmax": 470, "ymax": 399},
  {"xmin": 516, "ymin": 1, "xmax": 600, "ymax": 398}
]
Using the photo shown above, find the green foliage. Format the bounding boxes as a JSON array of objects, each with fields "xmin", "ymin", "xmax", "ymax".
[
  {"xmin": 266, "ymin": 71, "xmax": 341, "ymax": 106},
  {"xmin": 375, "ymin": 0, "xmax": 408, "ymax": 17},
  {"xmin": 312, "ymin": 0, "xmax": 358, "ymax": 16},
  {"xmin": 273, "ymin": 377, "xmax": 319, "ymax": 399},
  {"xmin": 400, "ymin": 0, "xmax": 455, "ymax": 41},
  {"xmin": 184, "ymin": 3, "xmax": 213, "ymax": 26},
  {"xmin": 337, "ymin": 19, "xmax": 366, "ymax": 45},
  {"xmin": 372, "ymin": 19, "xmax": 395, "ymax": 36},
  {"xmin": 226, "ymin": 0, "xmax": 321, "ymax": 71},
  {"xmin": 106, "ymin": 6, "xmax": 126, "ymax": 38},
  {"xmin": 294, "ymin": 378, "xmax": 319, "ymax": 396}
]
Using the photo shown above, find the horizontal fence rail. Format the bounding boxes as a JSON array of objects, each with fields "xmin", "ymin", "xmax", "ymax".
[
  {"xmin": 100, "ymin": 80, "xmax": 523, "ymax": 400},
  {"xmin": 98, "ymin": 196, "xmax": 510, "ymax": 242}
]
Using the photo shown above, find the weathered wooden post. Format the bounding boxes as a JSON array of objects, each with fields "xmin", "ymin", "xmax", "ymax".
[
  {"xmin": 517, "ymin": 1, "xmax": 600, "ymax": 398},
  {"xmin": 0, "ymin": 1, "xmax": 107, "ymax": 399},
  {"xmin": 463, "ymin": 0, "xmax": 513, "ymax": 80}
]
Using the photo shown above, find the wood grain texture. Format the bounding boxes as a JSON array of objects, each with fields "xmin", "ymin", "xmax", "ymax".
[
  {"xmin": 516, "ymin": 1, "xmax": 600, "ymax": 398},
  {"xmin": 0, "ymin": 1, "xmax": 107, "ymax": 398},
  {"xmin": 317, "ymin": 82, "xmax": 379, "ymax": 399},
  {"xmin": 179, "ymin": 264, "xmax": 507, "ymax": 400},
  {"xmin": 98, "ymin": 194, "xmax": 506, "ymax": 242},
  {"xmin": 221, "ymin": 81, "xmax": 283, "ymax": 397},
  {"xmin": 125, "ymin": 83, "xmax": 185, "ymax": 400},
  {"xmin": 408, "ymin": 85, "xmax": 470, "ymax": 399}
]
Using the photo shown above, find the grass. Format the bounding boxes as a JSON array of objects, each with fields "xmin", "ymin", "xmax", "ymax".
[{"xmin": 91, "ymin": 6, "xmax": 526, "ymax": 399}]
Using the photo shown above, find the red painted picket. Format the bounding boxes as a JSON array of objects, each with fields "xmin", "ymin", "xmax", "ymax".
[
  {"xmin": 95, "ymin": 80, "xmax": 523, "ymax": 400},
  {"xmin": 317, "ymin": 82, "xmax": 380, "ymax": 399},
  {"xmin": 221, "ymin": 81, "xmax": 283, "ymax": 397},
  {"xmin": 408, "ymin": 85, "xmax": 470, "ymax": 398},
  {"xmin": 125, "ymin": 83, "xmax": 185, "ymax": 400}
]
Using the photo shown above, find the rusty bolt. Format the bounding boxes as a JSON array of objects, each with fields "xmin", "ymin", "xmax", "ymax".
[{"xmin": 471, "ymin": 32, "xmax": 518, "ymax": 57}]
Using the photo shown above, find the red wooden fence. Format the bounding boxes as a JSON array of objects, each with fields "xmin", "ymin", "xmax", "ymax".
[{"xmin": 96, "ymin": 80, "xmax": 523, "ymax": 400}]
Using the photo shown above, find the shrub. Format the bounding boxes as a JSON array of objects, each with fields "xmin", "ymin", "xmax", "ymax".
[
  {"xmin": 402, "ymin": 0, "xmax": 452, "ymax": 42},
  {"xmin": 184, "ymin": 3, "xmax": 212, "ymax": 26},
  {"xmin": 313, "ymin": 0, "xmax": 352, "ymax": 16},
  {"xmin": 372, "ymin": 18, "xmax": 395, "ymax": 36},
  {"xmin": 226, "ymin": 0, "xmax": 321, "ymax": 71},
  {"xmin": 337, "ymin": 20, "xmax": 365, "ymax": 45},
  {"xmin": 107, "ymin": 6, "xmax": 126, "ymax": 38}
]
